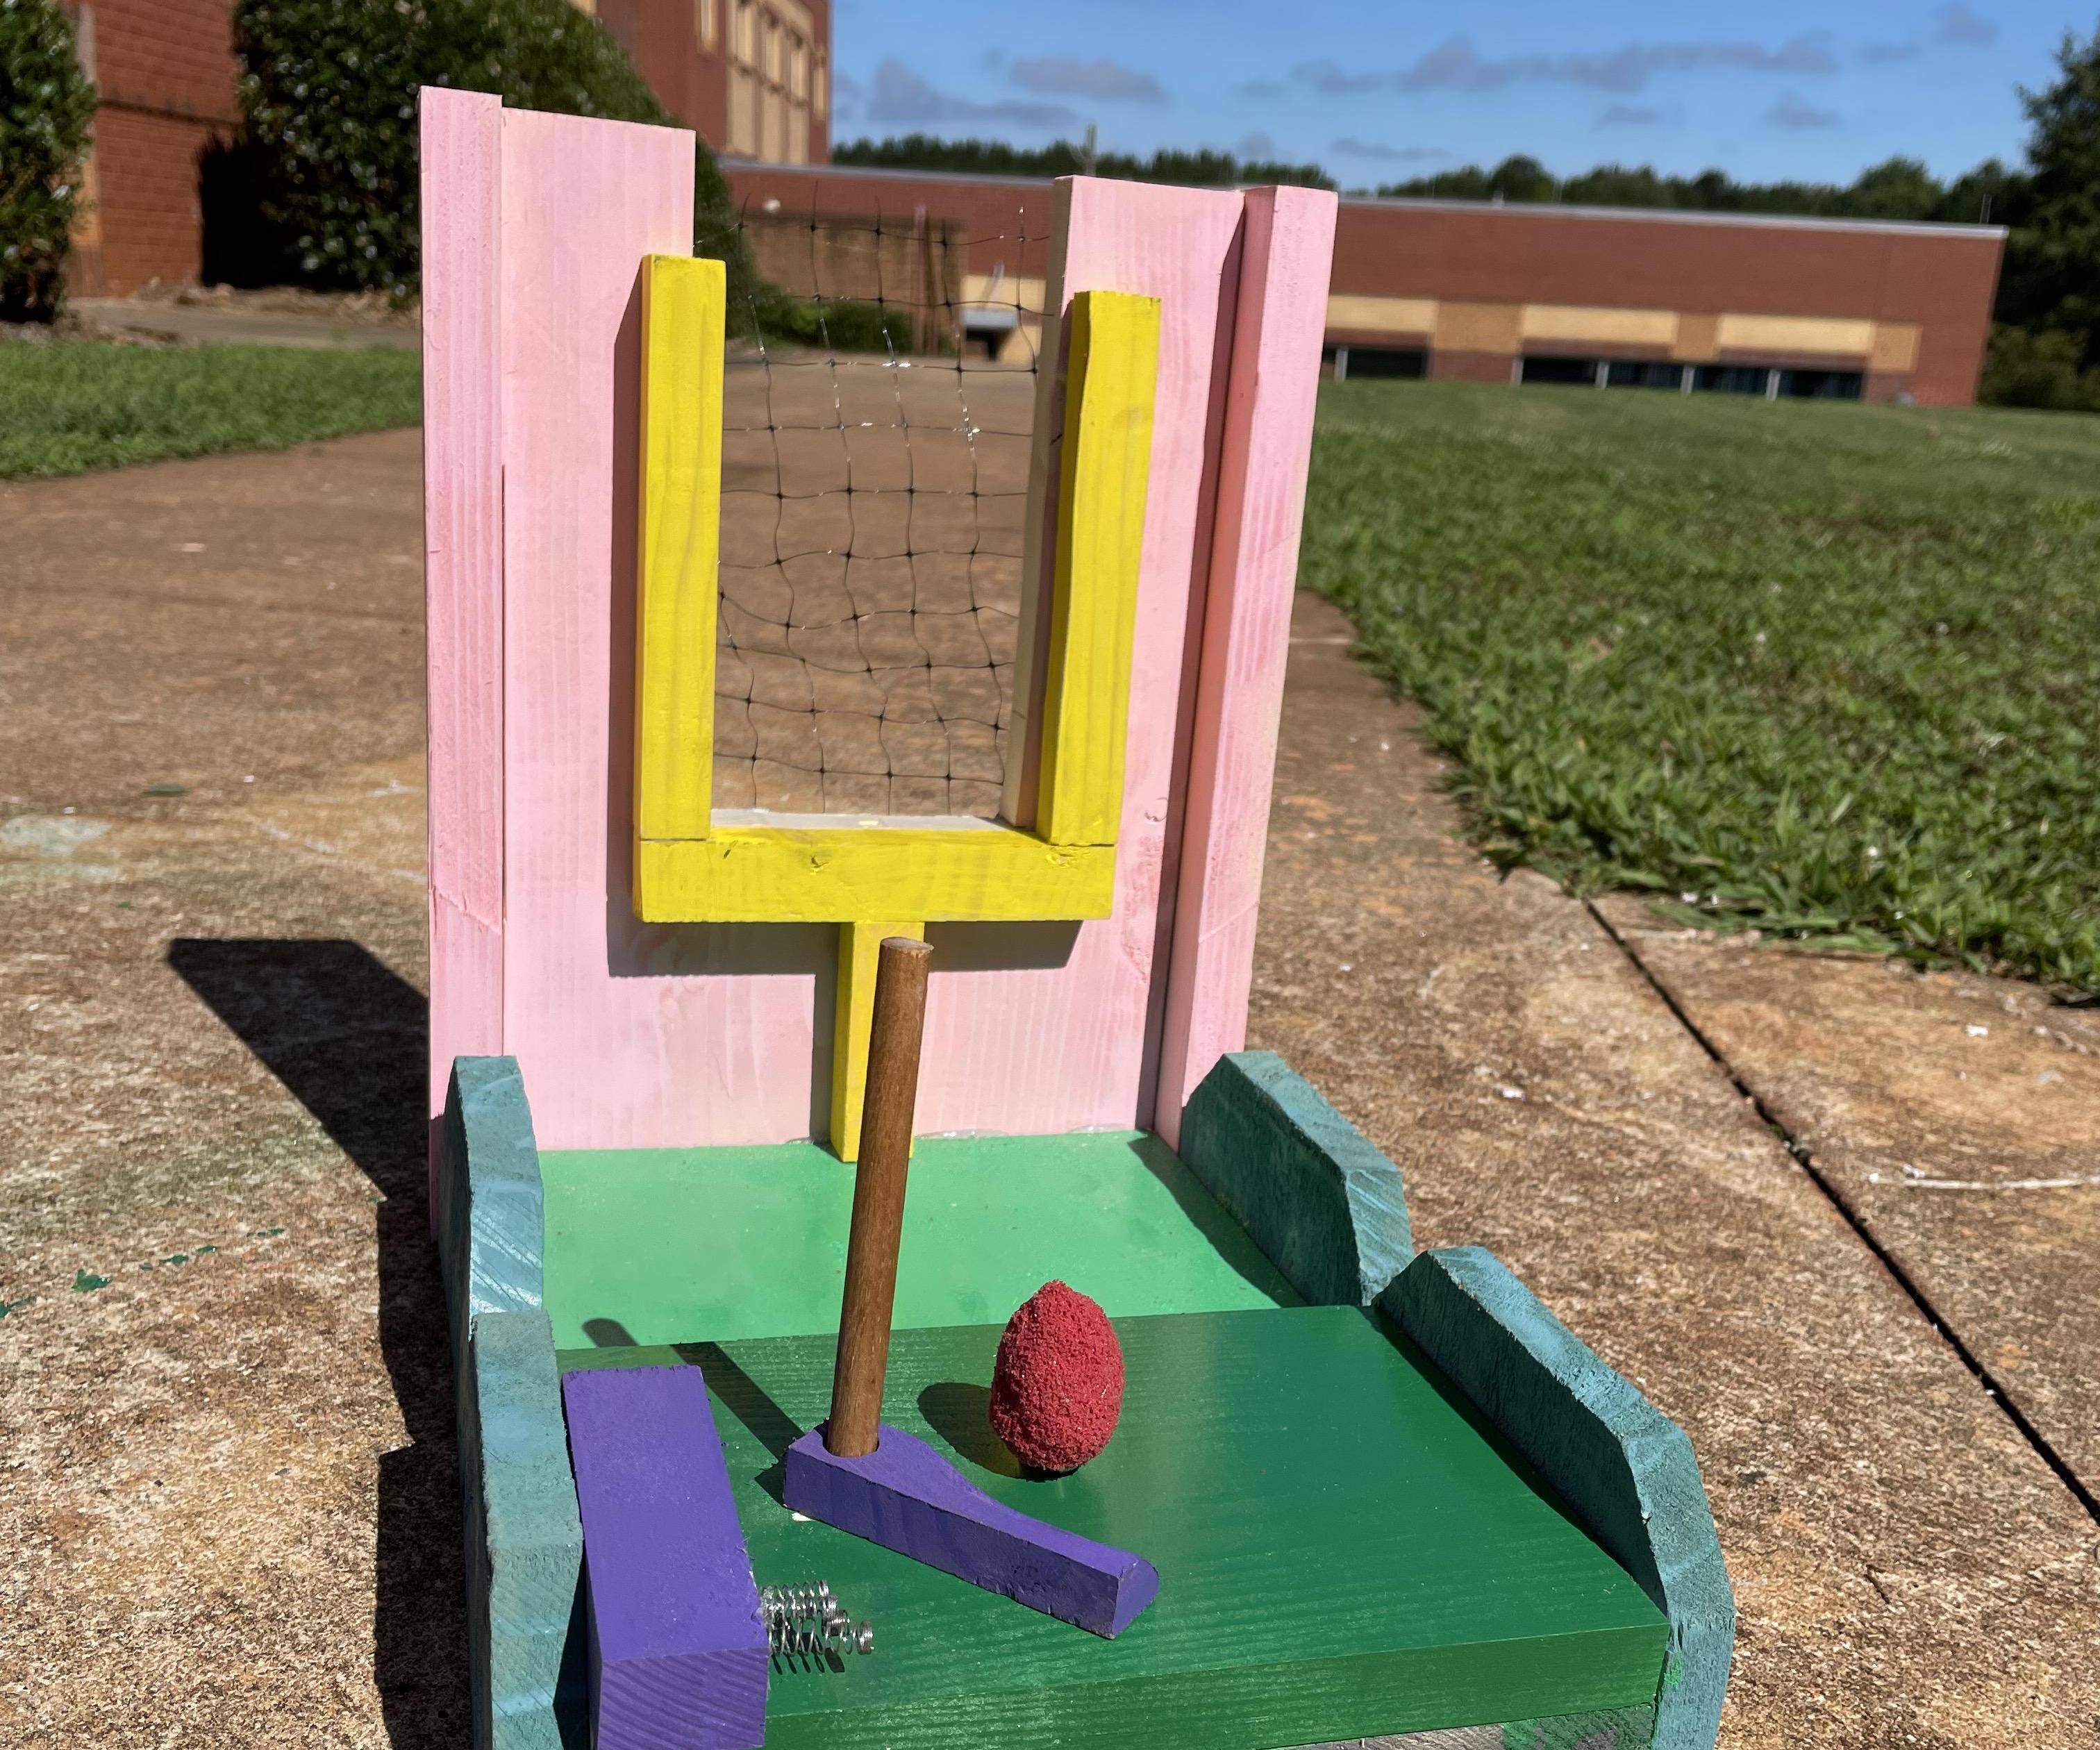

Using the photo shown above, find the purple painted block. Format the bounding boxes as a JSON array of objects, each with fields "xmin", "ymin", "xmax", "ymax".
[
  {"xmin": 562, "ymin": 1366, "xmax": 767, "ymax": 1750},
  {"xmin": 783, "ymin": 1423, "xmax": 1160, "ymax": 1638}
]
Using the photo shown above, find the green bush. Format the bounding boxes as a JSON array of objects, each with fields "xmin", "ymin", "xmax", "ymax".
[
  {"xmin": 232, "ymin": 0, "xmax": 751, "ymax": 304},
  {"xmin": 0, "ymin": 0, "xmax": 95, "ymax": 321},
  {"xmin": 1979, "ymin": 324, "xmax": 2100, "ymax": 411},
  {"xmin": 748, "ymin": 292, "xmax": 912, "ymax": 355}
]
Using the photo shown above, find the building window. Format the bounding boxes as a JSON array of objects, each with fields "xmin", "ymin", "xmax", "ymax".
[
  {"xmin": 695, "ymin": 0, "xmax": 716, "ymax": 51},
  {"xmin": 1692, "ymin": 365, "xmax": 1772, "ymax": 396},
  {"xmin": 813, "ymin": 53, "xmax": 828, "ymax": 119},
  {"xmin": 1519, "ymin": 355, "xmax": 1601, "ymax": 387},
  {"xmin": 1326, "ymin": 344, "xmax": 1426, "ymax": 381},
  {"xmin": 729, "ymin": 65, "xmax": 756, "ymax": 153},
  {"xmin": 789, "ymin": 34, "xmax": 808, "ymax": 99},
  {"xmin": 731, "ymin": 0, "xmax": 755, "ymax": 67},
  {"xmin": 764, "ymin": 15, "xmax": 783, "ymax": 83},
  {"xmin": 1776, "ymin": 367, "xmax": 1864, "ymax": 399},
  {"xmin": 1606, "ymin": 360, "xmax": 1685, "ymax": 390}
]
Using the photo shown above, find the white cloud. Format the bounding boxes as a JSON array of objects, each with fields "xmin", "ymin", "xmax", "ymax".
[
  {"xmin": 1296, "ymin": 33, "xmax": 1838, "ymax": 98},
  {"xmin": 866, "ymin": 60, "xmax": 1076, "ymax": 129},
  {"xmin": 1008, "ymin": 56, "xmax": 1167, "ymax": 104},
  {"xmin": 1331, "ymin": 137, "xmax": 1448, "ymax": 163},
  {"xmin": 1765, "ymin": 90, "xmax": 1842, "ymax": 130}
]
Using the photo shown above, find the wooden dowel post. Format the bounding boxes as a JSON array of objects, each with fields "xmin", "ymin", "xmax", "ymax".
[{"xmin": 825, "ymin": 936, "xmax": 933, "ymax": 1457}]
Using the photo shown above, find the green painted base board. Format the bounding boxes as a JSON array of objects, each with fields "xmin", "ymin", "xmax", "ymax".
[
  {"xmin": 560, "ymin": 1306, "xmax": 1668, "ymax": 1750},
  {"xmin": 540, "ymin": 1131, "xmax": 1297, "ymax": 1349}
]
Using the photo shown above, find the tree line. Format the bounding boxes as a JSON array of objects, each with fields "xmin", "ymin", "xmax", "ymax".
[
  {"xmin": 831, "ymin": 134, "xmax": 1335, "ymax": 192},
  {"xmin": 838, "ymin": 25, "xmax": 2100, "ymax": 410}
]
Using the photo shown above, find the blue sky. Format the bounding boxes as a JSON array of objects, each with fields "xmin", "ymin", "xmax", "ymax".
[{"xmin": 828, "ymin": 2, "xmax": 2088, "ymax": 185}]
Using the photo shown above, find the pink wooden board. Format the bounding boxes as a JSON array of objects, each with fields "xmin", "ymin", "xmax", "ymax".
[
  {"xmin": 422, "ymin": 88, "xmax": 506, "ymax": 1207},
  {"xmin": 421, "ymin": 95, "xmax": 1331, "ymax": 1151},
  {"xmin": 1153, "ymin": 188, "xmax": 1338, "ymax": 1148},
  {"xmin": 917, "ymin": 178, "xmax": 1247, "ymax": 1139}
]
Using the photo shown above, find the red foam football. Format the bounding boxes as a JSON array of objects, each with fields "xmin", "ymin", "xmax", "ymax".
[{"xmin": 988, "ymin": 1280, "xmax": 1125, "ymax": 1474}]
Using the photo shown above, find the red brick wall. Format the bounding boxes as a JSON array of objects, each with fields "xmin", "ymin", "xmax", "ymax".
[
  {"xmin": 92, "ymin": 109, "xmax": 224, "ymax": 292},
  {"xmin": 69, "ymin": 0, "xmax": 239, "ymax": 292},
  {"xmin": 1328, "ymin": 201, "xmax": 2003, "ymax": 408}
]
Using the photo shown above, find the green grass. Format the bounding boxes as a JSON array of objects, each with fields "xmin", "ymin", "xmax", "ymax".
[
  {"xmin": 1301, "ymin": 381, "xmax": 2100, "ymax": 993},
  {"xmin": 0, "ymin": 342, "xmax": 422, "ymax": 481}
]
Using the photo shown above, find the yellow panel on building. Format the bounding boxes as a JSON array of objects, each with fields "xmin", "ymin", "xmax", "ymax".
[
  {"xmin": 1715, "ymin": 314, "xmax": 1876, "ymax": 358},
  {"xmin": 1326, "ymin": 294, "xmax": 1439, "ymax": 338},
  {"xmin": 1519, "ymin": 304, "xmax": 1677, "ymax": 347},
  {"xmin": 1870, "ymin": 323, "xmax": 1923, "ymax": 372},
  {"xmin": 1435, "ymin": 301, "xmax": 1524, "ymax": 354}
]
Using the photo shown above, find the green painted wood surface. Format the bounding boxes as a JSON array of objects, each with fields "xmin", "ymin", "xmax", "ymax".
[
  {"xmin": 1381, "ymin": 1250, "xmax": 1733, "ymax": 1750},
  {"xmin": 560, "ymin": 1306, "xmax": 1668, "ymax": 1750},
  {"xmin": 539, "ymin": 1131, "xmax": 1297, "ymax": 1349},
  {"xmin": 1178, "ymin": 1051, "xmax": 1413, "ymax": 1306}
]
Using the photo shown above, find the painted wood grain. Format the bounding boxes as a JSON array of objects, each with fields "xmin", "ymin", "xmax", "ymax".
[
  {"xmin": 1177, "ymin": 1050, "xmax": 1411, "ymax": 1306},
  {"xmin": 915, "ymin": 178, "xmax": 1248, "ymax": 1141},
  {"xmin": 1153, "ymin": 186, "xmax": 1337, "ymax": 1149},
  {"xmin": 492, "ymin": 106, "xmax": 825, "ymax": 1151},
  {"xmin": 566, "ymin": 1308, "xmax": 1668, "ymax": 1749},
  {"xmin": 1035, "ymin": 290, "xmax": 1160, "ymax": 847},
  {"xmin": 563, "ymin": 1365, "xmax": 767, "ymax": 1750},
  {"xmin": 421, "ymin": 87, "xmax": 506, "ymax": 1216},
  {"xmin": 635, "ymin": 826, "xmax": 1115, "ymax": 924},
  {"xmin": 829, "ymin": 919, "xmax": 919, "ymax": 1162},
  {"xmin": 782, "ymin": 1424, "xmax": 1160, "ymax": 1636},
  {"xmin": 484, "ymin": 149, "xmax": 1253, "ymax": 1148},
  {"xmin": 467, "ymin": 138, "xmax": 1306, "ymax": 1148},
  {"xmin": 437, "ymin": 1056, "xmax": 547, "ymax": 1369},
  {"xmin": 1378, "ymin": 1248, "xmax": 1734, "ymax": 1750},
  {"xmin": 461, "ymin": 1308, "xmax": 583, "ymax": 1750},
  {"xmin": 633, "ymin": 252, "xmax": 725, "ymax": 847}
]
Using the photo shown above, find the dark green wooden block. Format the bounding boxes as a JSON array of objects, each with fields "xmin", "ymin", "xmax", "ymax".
[
  {"xmin": 562, "ymin": 1306, "xmax": 1669, "ymax": 1750},
  {"xmin": 1380, "ymin": 1249, "xmax": 1733, "ymax": 1750},
  {"xmin": 1178, "ymin": 1051, "xmax": 1412, "ymax": 1305},
  {"xmin": 462, "ymin": 1309, "xmax": 585, "ymax": 1750},
  {"xmin": 439, "ymin": 1056, "xmax": 547, "ymax": 1365}
]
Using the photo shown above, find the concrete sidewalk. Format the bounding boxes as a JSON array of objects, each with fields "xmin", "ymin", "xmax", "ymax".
[
  {"xmin": 1253, "ymin": 600, "xmax": 2099, "ymax": 1748},
  {"xmin": 0, "ymin": 433, "xmax": 2094, "ymax": 1746}
]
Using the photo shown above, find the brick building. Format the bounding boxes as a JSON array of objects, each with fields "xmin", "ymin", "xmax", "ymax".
[
  {"xmin": 725, "ymin": 161, "xmax": 2006, "ymax": 406},
  {"xmin": 593, "ymin": 0, "xmax": 828, "ymax": 166},
  {"xmin": 58, "ymin": 0, "xmax": 829, "ymax": 294},
  {"xmin": 61, "ymin": 0, "xmax": 240, "ymax": 295},
  {"xmin": 53, "ymin": 5, "xmax": 2001, "ymax": 405}
]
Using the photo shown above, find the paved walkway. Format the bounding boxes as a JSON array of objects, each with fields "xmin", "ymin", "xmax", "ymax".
[
  {"xmin": 0, "ymin": 433, "xmax": 2093, "ymax": 1746},
  {"xmin": 1255, "ymin": 601, "xmax": 2098, "ymax": 1749}
]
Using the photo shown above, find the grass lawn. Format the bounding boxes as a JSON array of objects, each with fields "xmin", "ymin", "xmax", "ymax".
[
  {"xmin": 0, "ymin": 342, "xmax": 421, "ymax": 481},
  {"xmin": 1301, "ymin": 381, "xmax": 2100, "ymax": 994}
]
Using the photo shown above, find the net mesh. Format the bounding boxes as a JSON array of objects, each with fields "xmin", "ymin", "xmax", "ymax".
[{"xmin": 700, "ymin": 192, "xmax": 1051, "ymax": 818}]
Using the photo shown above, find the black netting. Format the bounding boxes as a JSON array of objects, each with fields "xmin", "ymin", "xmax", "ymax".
[{"xmin": 698, "ymin": 190, "xmax": 1051, "ymax": 817}]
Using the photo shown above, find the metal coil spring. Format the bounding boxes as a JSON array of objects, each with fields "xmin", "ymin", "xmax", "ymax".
[{"xmin": 760, "ymin": 1581, "xmax": 874, "ymax": 1659}]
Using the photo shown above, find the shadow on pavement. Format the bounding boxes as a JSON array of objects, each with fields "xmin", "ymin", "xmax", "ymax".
[{"xmin": 167, "ymin": 938, "xmax": 461, "ymax": 1750}]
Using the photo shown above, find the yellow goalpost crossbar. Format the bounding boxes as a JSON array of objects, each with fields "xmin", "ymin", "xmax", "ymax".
[{"xmin": 631, "ymin": 253, "xmax": 1160, "ymax": 1153}]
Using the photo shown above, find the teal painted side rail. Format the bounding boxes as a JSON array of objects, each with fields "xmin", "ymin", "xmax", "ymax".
[
  {"xmin": 438, "ymin": 1056, "xmax": 547, "ymax": 1365},
  {"xmin": 462, "ymin": 1310, "xmax": 585, "ymax": 1750},
  {"xmin": 438, "ymin": 1056, "xmax": 582, "ymax": 1750},
  {"xmin": 1178, "ymin": 1051, "xmax": 1413, "ymax": 1305},
  {"xmin": 1379, "ymin": 1249, "xmax": 1734, "ymax": 1750}
]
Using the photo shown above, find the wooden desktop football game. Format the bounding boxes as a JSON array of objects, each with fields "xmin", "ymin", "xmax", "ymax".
[{"xmin": 419, "ymin": 88, "xmax": 1734, "ymax": 1750}]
